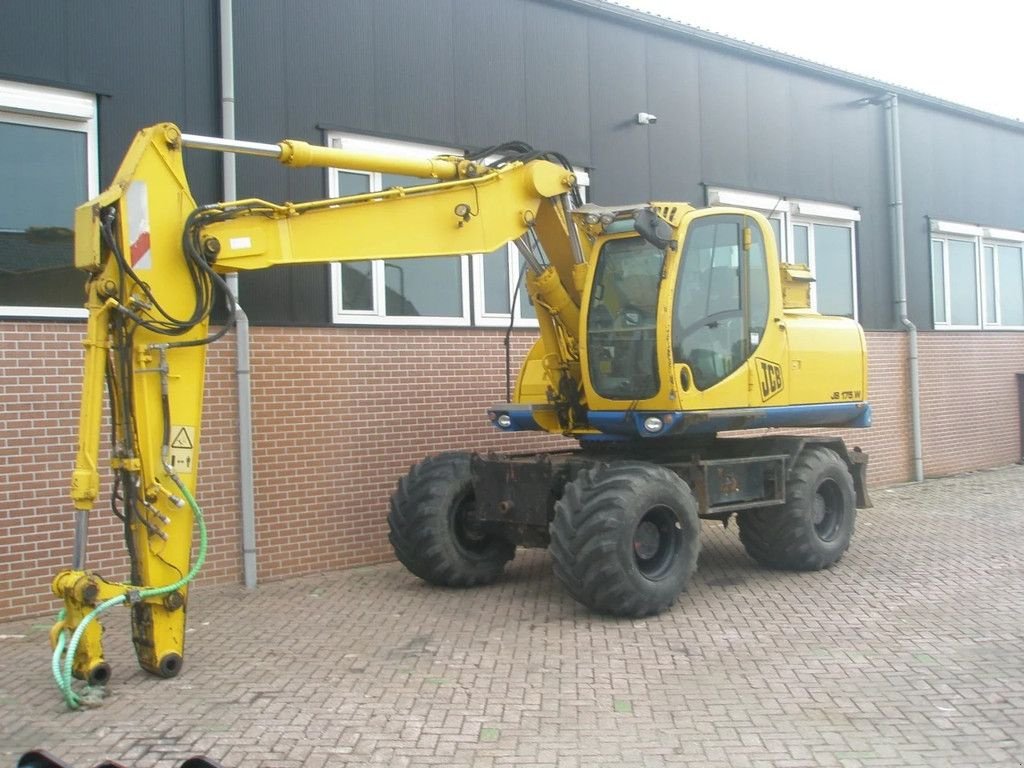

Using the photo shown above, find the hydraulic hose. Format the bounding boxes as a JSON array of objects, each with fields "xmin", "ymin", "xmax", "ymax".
[{"xmin": 51, "ymin": 476, "xmax": 207, "ymax": 709}]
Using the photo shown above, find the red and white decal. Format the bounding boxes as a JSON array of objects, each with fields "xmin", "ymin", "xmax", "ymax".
[{"xmin": 127, "ymin": 181, "xmax": 152, "ymax": 270}]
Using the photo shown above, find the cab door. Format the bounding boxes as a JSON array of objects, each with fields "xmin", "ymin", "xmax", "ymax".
[{"xmin": 670, "ymin": 210, "xmax": 787, "ymax": 411}]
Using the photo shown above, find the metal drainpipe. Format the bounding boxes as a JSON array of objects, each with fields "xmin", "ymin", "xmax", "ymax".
[
  {"xmin": 220, "ymin": 0, "xmax": 258, "ymax": 587},
  {"xmin": 884, "ymin": 93, "xmax": 924, "ymax": 482}
]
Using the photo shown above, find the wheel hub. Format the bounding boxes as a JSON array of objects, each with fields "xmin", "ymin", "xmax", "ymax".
[
  {"xmin": 812, "ymin": 480, "xmax": 843, "ymax": 541},
  {"xmin": 631, "ymin": 507, "xmax": 680, "ymax": 579},
  {"xmin": 452, "ymin": 494, "xmax": 489, "ymax": 553},
  {"xmin": 633, "ymin": 521, "xmax": 661, "ymax": 561}
]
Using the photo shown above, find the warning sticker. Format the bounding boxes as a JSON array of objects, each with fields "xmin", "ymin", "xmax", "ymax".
[
  {"xmin": 127, "ymin": 181, "xmax": 152, "ymax": 270},
  {"xmin": 168, "ymin": 425, "xmax": 196, "ymax": 474}
]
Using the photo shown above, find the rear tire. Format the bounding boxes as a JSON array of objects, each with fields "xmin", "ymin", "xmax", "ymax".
[
  {"xmin": 737, "ymin": 446, "xmax": 855, "ymax": 570},
  {"xmin": 550, "ymin": 461, "xmax": 700, "ymax": 617},
  {"xmin": 389, "ymin": 452, "xmax": 514, "ymax": 587}
]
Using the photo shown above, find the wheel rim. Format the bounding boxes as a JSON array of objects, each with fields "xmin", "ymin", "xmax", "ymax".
[
  {"xmin": 632, "ymin": 506, "xmax": 681, "ymax": 580},
  {"xmin": 451, "ymin": 491, "xmax": 489, "ymax": 556},
  {"xmin": 812, "ymin": 479, "xmax": 844, "ymax": 541}
]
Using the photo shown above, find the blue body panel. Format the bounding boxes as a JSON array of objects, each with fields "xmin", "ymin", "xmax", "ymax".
[{"xmin": 489, "ymin": 402, "xmax": 871, "ymax": 439}]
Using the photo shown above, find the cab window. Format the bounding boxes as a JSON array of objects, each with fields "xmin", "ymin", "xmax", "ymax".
[
  {"xmin": 673, "ymin": 214, "xmax": 768, "ymax": 390},
  {"xmin": 587, "ymin": 237, "xmax": 665, "ymax": 400}
]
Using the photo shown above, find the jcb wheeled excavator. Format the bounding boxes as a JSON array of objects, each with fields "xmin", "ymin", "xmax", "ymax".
[{"xmin": 50, "ymin": 123, "xmax": 870, "ymax": 706}]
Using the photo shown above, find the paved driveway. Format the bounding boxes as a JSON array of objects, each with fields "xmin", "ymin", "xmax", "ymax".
[{"xmin": 2, "ymin": 466, "xmax": 1022, "ymax": 767}]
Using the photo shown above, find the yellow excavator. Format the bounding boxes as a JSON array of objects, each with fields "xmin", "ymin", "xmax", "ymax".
[{"xmin": 49, "ymin": 123, "xmax": 870, "ymax": 706}]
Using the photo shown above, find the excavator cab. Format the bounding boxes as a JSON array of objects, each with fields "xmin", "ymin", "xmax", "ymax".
[{"xmin": 570, "ymin": 205, "xmax": 865, "ymax": 438}]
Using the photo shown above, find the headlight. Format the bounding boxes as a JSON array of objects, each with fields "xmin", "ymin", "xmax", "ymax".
[
  {"xmin": 496, "ymin": 414, "xmax": 512, "ymax": 429},
  {"xmin": 642, "ymin": 416, "xmax": 664, "ymax": 433}
]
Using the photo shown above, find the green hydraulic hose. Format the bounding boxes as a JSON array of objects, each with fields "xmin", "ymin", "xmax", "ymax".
[{"xmin": 52, "ymin": 477, "xmax": 207, "ymax": 709}]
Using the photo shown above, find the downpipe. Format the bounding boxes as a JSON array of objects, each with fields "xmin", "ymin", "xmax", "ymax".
[
  {"xmin": 221, "ymin": 0, "xmax": 258, "ymax": 586},
  {"xmin": 884, "ymin": 93, "xmax": 924, "ymax": 482}
]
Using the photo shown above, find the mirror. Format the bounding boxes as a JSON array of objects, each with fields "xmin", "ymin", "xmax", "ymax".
[{"xmin": 634, "ymin": 208, "xmax": 677, "ymax": 252}]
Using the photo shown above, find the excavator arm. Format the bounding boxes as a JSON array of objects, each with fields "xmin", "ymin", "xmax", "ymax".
[{"xmin": 52, "ymin": 123, "xmax": 586, "ymax": 699}]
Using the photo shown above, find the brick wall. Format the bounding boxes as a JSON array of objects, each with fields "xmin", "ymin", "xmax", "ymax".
[
  {"xmin": 245, "ymin": 327, "xmax": 570, "ymax": 583},
  {"xmin": 811, "ymin": 331, "xmax": 914, "ymax": 488},
  {"xmin": 1, "ymin": 324, "xmax": 1020, "ymax": 620},
  {"xmin": 0, "ymin": 323, "xmax": 244, "ymax": 620},
  {"xmin": 0, "ymin": 323, "xmax": 567, "ymax": 620},
  {"xmin": 918, "ymin": 332, "xmax": 1024, "ymax": 477}
]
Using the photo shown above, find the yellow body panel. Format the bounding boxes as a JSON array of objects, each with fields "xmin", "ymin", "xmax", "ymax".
[{"xmin": 784, "ymin": 313, "xmax": 868, "ymax": 405}]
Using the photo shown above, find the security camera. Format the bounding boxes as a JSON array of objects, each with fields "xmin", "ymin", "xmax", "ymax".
[{"xmin": 636, "ymin": 112, "xmax": 658, "ymax": 125}]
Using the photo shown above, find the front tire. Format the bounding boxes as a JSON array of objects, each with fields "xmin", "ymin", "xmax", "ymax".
[
  {"xmin": 550, "ymin": 461, "xmax": 700, "ymax": 617},
  {"xmin": 389, "ymin": 452, "xmax": 514, "ymax": 587},
  {"xmin": 737, "ymin": 446, "xmax": 856, "ymax": 570}
]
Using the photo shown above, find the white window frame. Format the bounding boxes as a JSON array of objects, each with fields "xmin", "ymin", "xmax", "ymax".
[
  {"xmin": 707, "ymin": 187, "xmax": 860, "ymax": 320},
  {"xmin": 326, "ymin": 133, "xmax": 471, "ymax": 327},
  {"xmin": 471, "ymin": 244, "xmax": 539, "ymax": 328},
  {"xmin": 1, "ymin": 79, "xmax": 98, "ymax": 319},
  {"xmin": 930, "ymin": 219, "xmax": 1024, "ymax": 330}
]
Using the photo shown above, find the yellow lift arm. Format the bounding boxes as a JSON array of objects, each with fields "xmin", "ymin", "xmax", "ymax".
[{"xmin": 53, "ymin": 123, "xmax": 587, "ymax": 692}]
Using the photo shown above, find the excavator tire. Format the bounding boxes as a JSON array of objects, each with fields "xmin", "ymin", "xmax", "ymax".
[
  {"xmin": 388, "ymin": 452, "xmax": 514, "ymax": 587},
  {"xmin": 737, "ymin": 446, "xmax": 856, "ymax": 570},
  {"xmin": 549, "ymin": 461, "xmax": 700, "ymax": 617}
]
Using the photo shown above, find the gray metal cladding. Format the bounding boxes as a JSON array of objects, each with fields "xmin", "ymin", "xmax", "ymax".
[
  {"xmin": 0, "ymin": 0, "xmax": 220, "ymax": 200},
  {"xmin": 521, "ymin": 1, "xmax": 591, "ymax": 163},
  {"xmin": 643, "ymin": 35, "xmax": 703, "ymax": 206},
  {"xmin": 452, "ymin": 1, "xmax": 529, "ymax": 149},
  {"xmin": 898, "ymin": 102, "xmax": 1024, "ymax": 325},
  {"xmin": 4, "ymin": 0, "xmax": 1023, "ymax": 330},
  {"xmin": 0, "ymin": 0, "xmax": 70, "ymax": 85},
  {"xmin": 586, "ymin": 17, "xmax": 651, "ymax": 205}
]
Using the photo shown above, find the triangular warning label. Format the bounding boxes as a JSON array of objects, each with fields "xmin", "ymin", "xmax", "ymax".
[{"xmin": 171, "ymin": 427, "xmax": 194, "ymax": 449}]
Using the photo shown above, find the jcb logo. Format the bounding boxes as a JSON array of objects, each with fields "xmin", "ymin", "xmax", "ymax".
[{"xmin": 757, "ymin": 358, "xmax": 784, "ymax": 402}]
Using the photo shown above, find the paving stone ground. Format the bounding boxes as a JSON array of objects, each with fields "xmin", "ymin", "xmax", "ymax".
[{"xmin": 2, "ymin": 465, "xmax": 1023, "ymax": 767}]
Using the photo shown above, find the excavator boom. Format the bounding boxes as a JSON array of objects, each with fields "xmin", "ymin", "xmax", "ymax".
[{"xmin": 55, "ymin": 123, "xmax": 585, "ymax": 699}]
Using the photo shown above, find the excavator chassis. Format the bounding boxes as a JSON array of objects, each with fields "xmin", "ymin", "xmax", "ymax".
[
  {"xmin": 468, "ymin": 434, "xmax": 870, "ymax": 549},
  {"xmin": 386, "ymin": 435, "xmax": 870, "ymax": 618}
]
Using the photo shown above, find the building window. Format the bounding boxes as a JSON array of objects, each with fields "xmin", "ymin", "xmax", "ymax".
[
  {"xmin": 326, "ymin": 131, "xmax": 586, "ymax": 328},
  {"xmin": 931, "ymin": 219, "xmax": 1024, "ymax": 329},
  {"xmin": 0, "ymin": 79, "xmax": 97, "ymax": 318},
  {"xmin": 472, "ymin": 246, "xmax": 538, "ymax": 328},
  {"xmin": 326, "ymin": 133, "xmax": 470, "ymax": 326},
  {"xmin": 707, "ymin": 188, "xmax": 859, "ymax": 319}
]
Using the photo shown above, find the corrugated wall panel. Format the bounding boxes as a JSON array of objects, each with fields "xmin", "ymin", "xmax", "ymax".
[
  {"xmin": 522, "ymin": 0, "xmax": 591, "ymax": 165},
  {"xmin": 900, "ymin": 102, "xmax": 1024, "ymax": 327},
  {"xmin": 452, "ymin": 0, "xmax": 529, "ymax": 149},
  {"xmin": 283, "ymin": 0, "xmax": 377, "ymax": 145},
  {"xmin": 585, "ymin": 18, "xmax": 650, "ymax": 204},
  {"xmin": 371, "ymin": 0, "xmax": 457, "ymax": 143},
  {"xmin": 0, "ymin": 1, "xmax": 68, "ymax": 84},
  {"xmin": 644, "ymin": 35, "xmax": 703, "ymax": 205},
  {"xmin": 232, "ymin": 0, "xmax": 330, "ymax": 325},
  {"xmin": 697, "ymin": 49, "xmax": 750, "ymax": 190},
  {"xmin": 744, "ymin": 63, "xmax": 793, "ymax": 193}
]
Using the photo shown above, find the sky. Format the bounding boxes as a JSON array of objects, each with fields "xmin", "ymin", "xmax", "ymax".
[{"xmin": 617, "ymin": 0, "xmax": 1024, "ymax": 122}]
